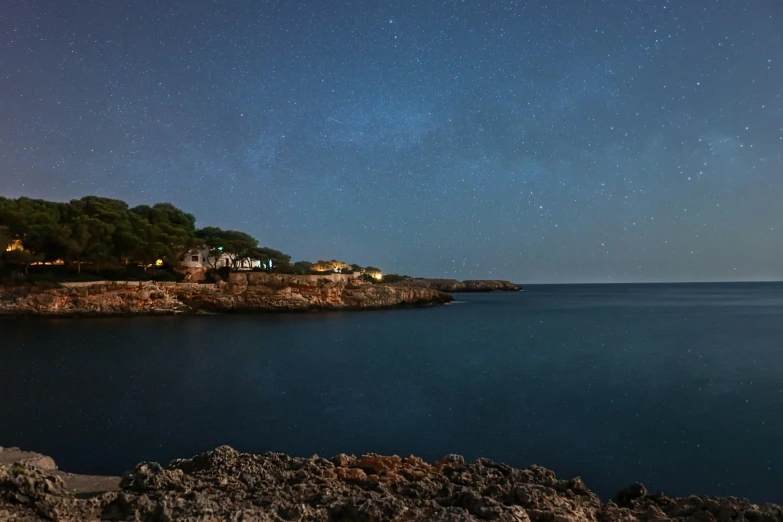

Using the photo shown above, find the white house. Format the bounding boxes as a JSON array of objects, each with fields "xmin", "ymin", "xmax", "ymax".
[
  {"xmin": 180, "ymin": 248, "xmax": 264, "ymax": 271},
  {"xmin": 213, "ymin": 252, "xmax": 262, "ymax": 270},
  {"xmin": 181, "ymin": 248, "xmax": 210, "ymax": 268}
]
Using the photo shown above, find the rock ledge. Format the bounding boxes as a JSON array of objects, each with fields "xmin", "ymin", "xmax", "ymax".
[
  {"xmin": 0, "ymin": 274, "xmax": 453, "ymax": 317},
  {"xmin": 1, "ymin": 445, "xmax": 781, "ymax": 521}
]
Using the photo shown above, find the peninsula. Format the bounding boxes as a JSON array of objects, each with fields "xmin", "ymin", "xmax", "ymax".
[
  {"xmin": 1, "ymin": 445, "xmax": 780, "ymax": 521},
  {"xmin": 0, "ymin": 273, "xmax": 522, "ymax": 316},
  {"xmin": 0, "ymin": 196, "xmax": 521, "ymax": 316}
]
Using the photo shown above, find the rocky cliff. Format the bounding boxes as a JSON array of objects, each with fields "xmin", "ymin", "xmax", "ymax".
[
  {"xmin": 410, "ymin": 278, "xmax": 522, "ymax": 292},
  {"xmin": 1, "ymin": 445, "xmax": 781, "ymax": 521},
  {"xmin": 0, "ymin": 274, "xmax": 452, "ymax": 317}
]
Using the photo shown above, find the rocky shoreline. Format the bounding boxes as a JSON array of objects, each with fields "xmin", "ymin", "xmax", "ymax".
[
  {"xmin": 0, "ymin": 274, "xmax": 523, "ymax": 317},
  {"xmin": 1, "ymin": 445, "xmax": 781, "ymax": 521},
  {"xmin": 0, "ymin": 273, "xmax": 455, "ymax": 317},
  {"xmin": 410, "ymin": 278, "xmax": 523, "ymax": 292}
]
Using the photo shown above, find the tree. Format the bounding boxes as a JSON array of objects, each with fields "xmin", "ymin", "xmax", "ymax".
[
  {"xmin": 0, "ymin": 195, "xmax": 294, "ymax": 281},
  {"xmin": 82, "ymin": 219, "xmax": 116, "ymax": 273},
  {"xmin": 3, "ymin": 249, "xmax": 44, "ymax": 275},
  {"xmin": 195, "ymin": 227, "xmax": 258, "ymax": 269},
  {"xmin": 71, "ymin": 196, "xmax": 129, "ymax": 269},
  {"xmin": 380, "ymin": 273, "xmax": 410, "ymax": 283},
  {"xmin": 249, "ymin": 246, "xmax": 291, "ymax": 270},
  {"xmin": 292, "ymin": 261, "xmax": 313, "ymax": 274},
  {"xmin": 0, "ymin": 225, "xmax": 11, "ymax": 254},
  {"xmin": 59, "ymin": 217, "xmax": 92, "ymax": 273},
  {"xmin": 130, "ymin": 203, "xmax": 196, "ymax": 265}
]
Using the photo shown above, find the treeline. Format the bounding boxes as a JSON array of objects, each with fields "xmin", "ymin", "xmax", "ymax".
[
  {"xmin": 0, "ymin": 195, "xmax": 290, "ymax": 278},
  {"xmin": 0, "ymin": 195, "xmax": 404, "ymax": 284}
]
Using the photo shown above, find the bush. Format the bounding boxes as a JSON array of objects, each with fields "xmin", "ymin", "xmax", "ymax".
[
  {"xmin": 0, "ymin": 272, "xmax": 27, "ymax": 286},
  {"xmin": 381, "ymin": 273, "xmax": 411, "ymax": 284},
  {"xmin": 125, "ymin": 264, "xmax": 152, "ymax": 281},
  {"xmin": 152, "ymin": 270, "xmax": 177, "ymax": 282},
  {"xmin": 26, "ymin": 271, "xmax": 58, "ymax": 283}
]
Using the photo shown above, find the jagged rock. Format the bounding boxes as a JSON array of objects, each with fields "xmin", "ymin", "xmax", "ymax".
[
  {"xmin": 0, "ymin": 449, "xmax": 56, "ymax": 472},
  {"xmin": 1, "ymin": 445, "xmax": 781, "ymax": 521},
  {"xmin": 614, "ymin": 482, "xmax": 648, "ymax": 508},
  {"xmin": 0, "ymin": 275, "xmax": 453, "ymax": 316}
]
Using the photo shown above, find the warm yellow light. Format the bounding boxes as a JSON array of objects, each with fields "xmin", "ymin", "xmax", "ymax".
[
  {"xmin": 6, "ymin": 240, "xmax": 23, "ymax": 252},
  {"xmin": 155, "ymin": 259, "xmax": 164, "ymax": 266},
  {"xmin": 373, "ymin": 273, "xmax": 383, "ymax": 280}
]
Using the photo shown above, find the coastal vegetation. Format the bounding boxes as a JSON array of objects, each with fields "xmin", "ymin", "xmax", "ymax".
[{"xmin": 0, "ymin": 195, "xmax": 403, "ymax": 285}]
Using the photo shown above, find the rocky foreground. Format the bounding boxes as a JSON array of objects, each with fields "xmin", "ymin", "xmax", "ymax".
[
  {"xmin": 1, "ymin": 446, "xmax": 781, "ymax": 522},
  {"xmin": 0, "ymin": 273, "xmax": 453, "ymax": 316}
]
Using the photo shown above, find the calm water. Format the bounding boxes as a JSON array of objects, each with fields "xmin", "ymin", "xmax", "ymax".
[{"xmin": 2, "ymin": 283, "xmax": 783, "ymax": 503}]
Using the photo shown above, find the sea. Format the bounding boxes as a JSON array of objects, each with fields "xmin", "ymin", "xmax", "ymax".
[{"xmin": 1, "ymin": 283, "xmax": 782, "ymax": 504}]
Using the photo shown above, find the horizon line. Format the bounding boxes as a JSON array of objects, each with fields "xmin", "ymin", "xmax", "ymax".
[{"xmin": 515, "ymin": 280, "xmax": 783, "ymax": 286}]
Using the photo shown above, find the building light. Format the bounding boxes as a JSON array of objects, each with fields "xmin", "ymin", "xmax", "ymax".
[{"xmin": 6, "ymin": 240, "xmax": 23, "ymax": 252}]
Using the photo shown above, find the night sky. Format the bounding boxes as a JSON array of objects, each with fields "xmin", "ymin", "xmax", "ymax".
[{"xmin": 1, "ymin": 1, "xmax": 781, "ymax": 283}]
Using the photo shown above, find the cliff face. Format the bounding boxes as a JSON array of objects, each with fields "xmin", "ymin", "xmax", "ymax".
[
  {"xmin": 2, "ymin": 445, "xmax": 781, "ymax": 522},
  {"xmin": 411, "ymin": 278, "xmax": 522, "ymax": 292},
  {"xmin": 0, "ymin": 274, "xmax": 452, "ymax": 317}
]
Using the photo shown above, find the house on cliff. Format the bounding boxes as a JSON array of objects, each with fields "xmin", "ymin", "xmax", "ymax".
[
  {"xmin": 180, "ymin": 248, "xmax": 262, "ymax": 270},
  {"xmin": 181, "ymin": 248, "xmax": 210, "ymax": 269}
]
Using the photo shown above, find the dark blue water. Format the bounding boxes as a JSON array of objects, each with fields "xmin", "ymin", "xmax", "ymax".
[{"xmin": 2, "ymin": 283, "xmax": 783, "ymax": 503}]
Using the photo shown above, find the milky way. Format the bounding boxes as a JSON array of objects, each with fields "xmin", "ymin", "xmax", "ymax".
[{"xmin": 1, "ymin": 1, "xmax": 781, "ymax": 282}]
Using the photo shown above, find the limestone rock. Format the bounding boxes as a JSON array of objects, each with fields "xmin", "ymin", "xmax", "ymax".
[
  {"xmin": 2, "ymin": 445, "xmax": 781, "ymax": 521},
  {"xmin": 0, "ymin": 276, "xmax": 453, "ymax": 317}
]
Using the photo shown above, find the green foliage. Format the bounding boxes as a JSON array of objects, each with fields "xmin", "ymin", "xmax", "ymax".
[
  {"xmin": 151, "ymin": 270, "xmax": 177, "ymax": 282},
  {"xmin": 380, "ymin": 273, "xmax": 411, "ymax": 284},
  {"xmin": 0, "ymin": 195, "xmax": 203, "ymax": 279},
  {"xmin": 195, "ymin": 227, "xmax": 258, "ymax": 269},
  {"xmin": 251, "ymin": 246, "xmax": 291, "ymax": 265},
  {"xmin": 0, "ymin": 224, "xmax": 13, "ymax": 253},
  {"xmin": 291, "ymin": 261, "xmax": 313, "ymax": 274},
  {"xmin": 0, "ymin": 194, "xmax": 391, "ymax": 284},
  {"xmin": 11, "ymin": 465, "xmax": 28, "ymax": 476},
  {"xmin": 3, "ymin": 249, "xmax": 45, "ymax": 274}
]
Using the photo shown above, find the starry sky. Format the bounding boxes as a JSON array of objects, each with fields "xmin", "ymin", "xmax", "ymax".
[{"xmin": 1, "ymin": 1, "xmax": 781, "ymax": 283}]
